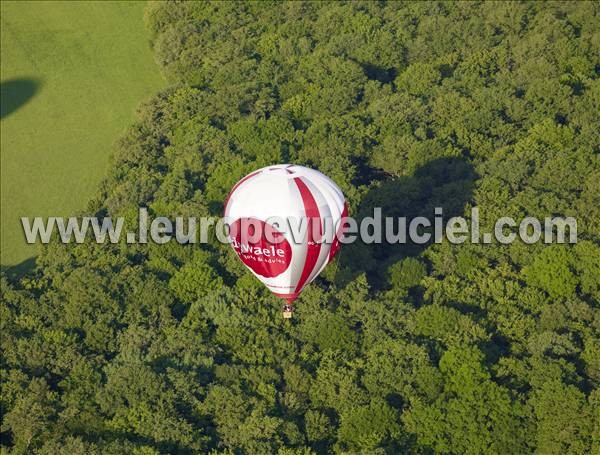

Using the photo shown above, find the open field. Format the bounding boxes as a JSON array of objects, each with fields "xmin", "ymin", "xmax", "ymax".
[{"xmin": 0, "ymin": 0, "xmax": 163, "ymax": 270}]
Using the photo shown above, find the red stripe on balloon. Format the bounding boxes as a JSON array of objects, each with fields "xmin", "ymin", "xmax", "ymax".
[
  {"xmin": 294, "ymin": 177, "xmax": 322, "ymax": 294},
  {"xmin": 328, "ymin": 201, "xmax": 348, "ymax": 261},
  {"xmin": 223, "ymin": 170, "xmax": 261, "ymax": 216}
]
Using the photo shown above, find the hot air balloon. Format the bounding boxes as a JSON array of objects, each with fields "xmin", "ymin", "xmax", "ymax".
[{"xmin": 224, "ymin": 164, "xmax": 348, "ymax": 318}]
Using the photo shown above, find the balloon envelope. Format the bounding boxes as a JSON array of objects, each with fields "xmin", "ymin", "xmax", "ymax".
[{"xmin": 224, "ymin": 164, "xmax": 347, "ymax": 305}]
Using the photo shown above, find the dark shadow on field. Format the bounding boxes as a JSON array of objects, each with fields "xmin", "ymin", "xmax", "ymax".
[
  {"xmin": 0, "ymin": 77, "xmax": 41, "ymax": 119},
  {"xmin": 337, "ymin": 157, "xmax": 476, "ymax": 290},
  {"xmin": 1, "ymin": 256, "xmax": 37, "ymax": 280}
]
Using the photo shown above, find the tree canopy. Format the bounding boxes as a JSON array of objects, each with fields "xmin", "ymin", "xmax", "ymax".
[{"xmin": 2, "ymin": 1, "xmax": 599, "ymax": 453}]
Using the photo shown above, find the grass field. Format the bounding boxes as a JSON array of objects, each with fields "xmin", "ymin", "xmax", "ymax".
[{"xmin": 0, "ymin": 1, "xmax": 163, "ymax": 271}]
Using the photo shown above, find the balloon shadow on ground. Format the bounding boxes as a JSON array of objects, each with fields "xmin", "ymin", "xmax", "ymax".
[
  {"xmin": 0, "ymin": 256, "xmax": 37, "ymax": 281},
  {"xmin": 337, "ymin": 156, "xmax": 477, "ymax": 290},
  {"xmin": 1, "ymin": 77, "xmax": 42, "ymax": 119}
]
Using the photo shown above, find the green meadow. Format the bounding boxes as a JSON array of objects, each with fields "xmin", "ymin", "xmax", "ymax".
[{"xmin": 0, "ymin": 0, "xmax": 163, "ymax": 270}]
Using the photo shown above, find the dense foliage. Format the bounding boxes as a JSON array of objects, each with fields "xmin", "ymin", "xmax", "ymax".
[{"xmin": 2, "ymin": 1, "xmax": 599, "ymax": 453}]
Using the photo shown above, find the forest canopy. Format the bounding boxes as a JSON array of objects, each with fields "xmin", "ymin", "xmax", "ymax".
[{"xmin": 1, "ymin": 1, "xmax": 599, "ymax": 453}]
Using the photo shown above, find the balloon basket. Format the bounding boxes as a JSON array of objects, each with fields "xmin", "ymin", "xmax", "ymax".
[{"xmin": 282, "ymin": 303, "xmax": 294, "ymax": 319}]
